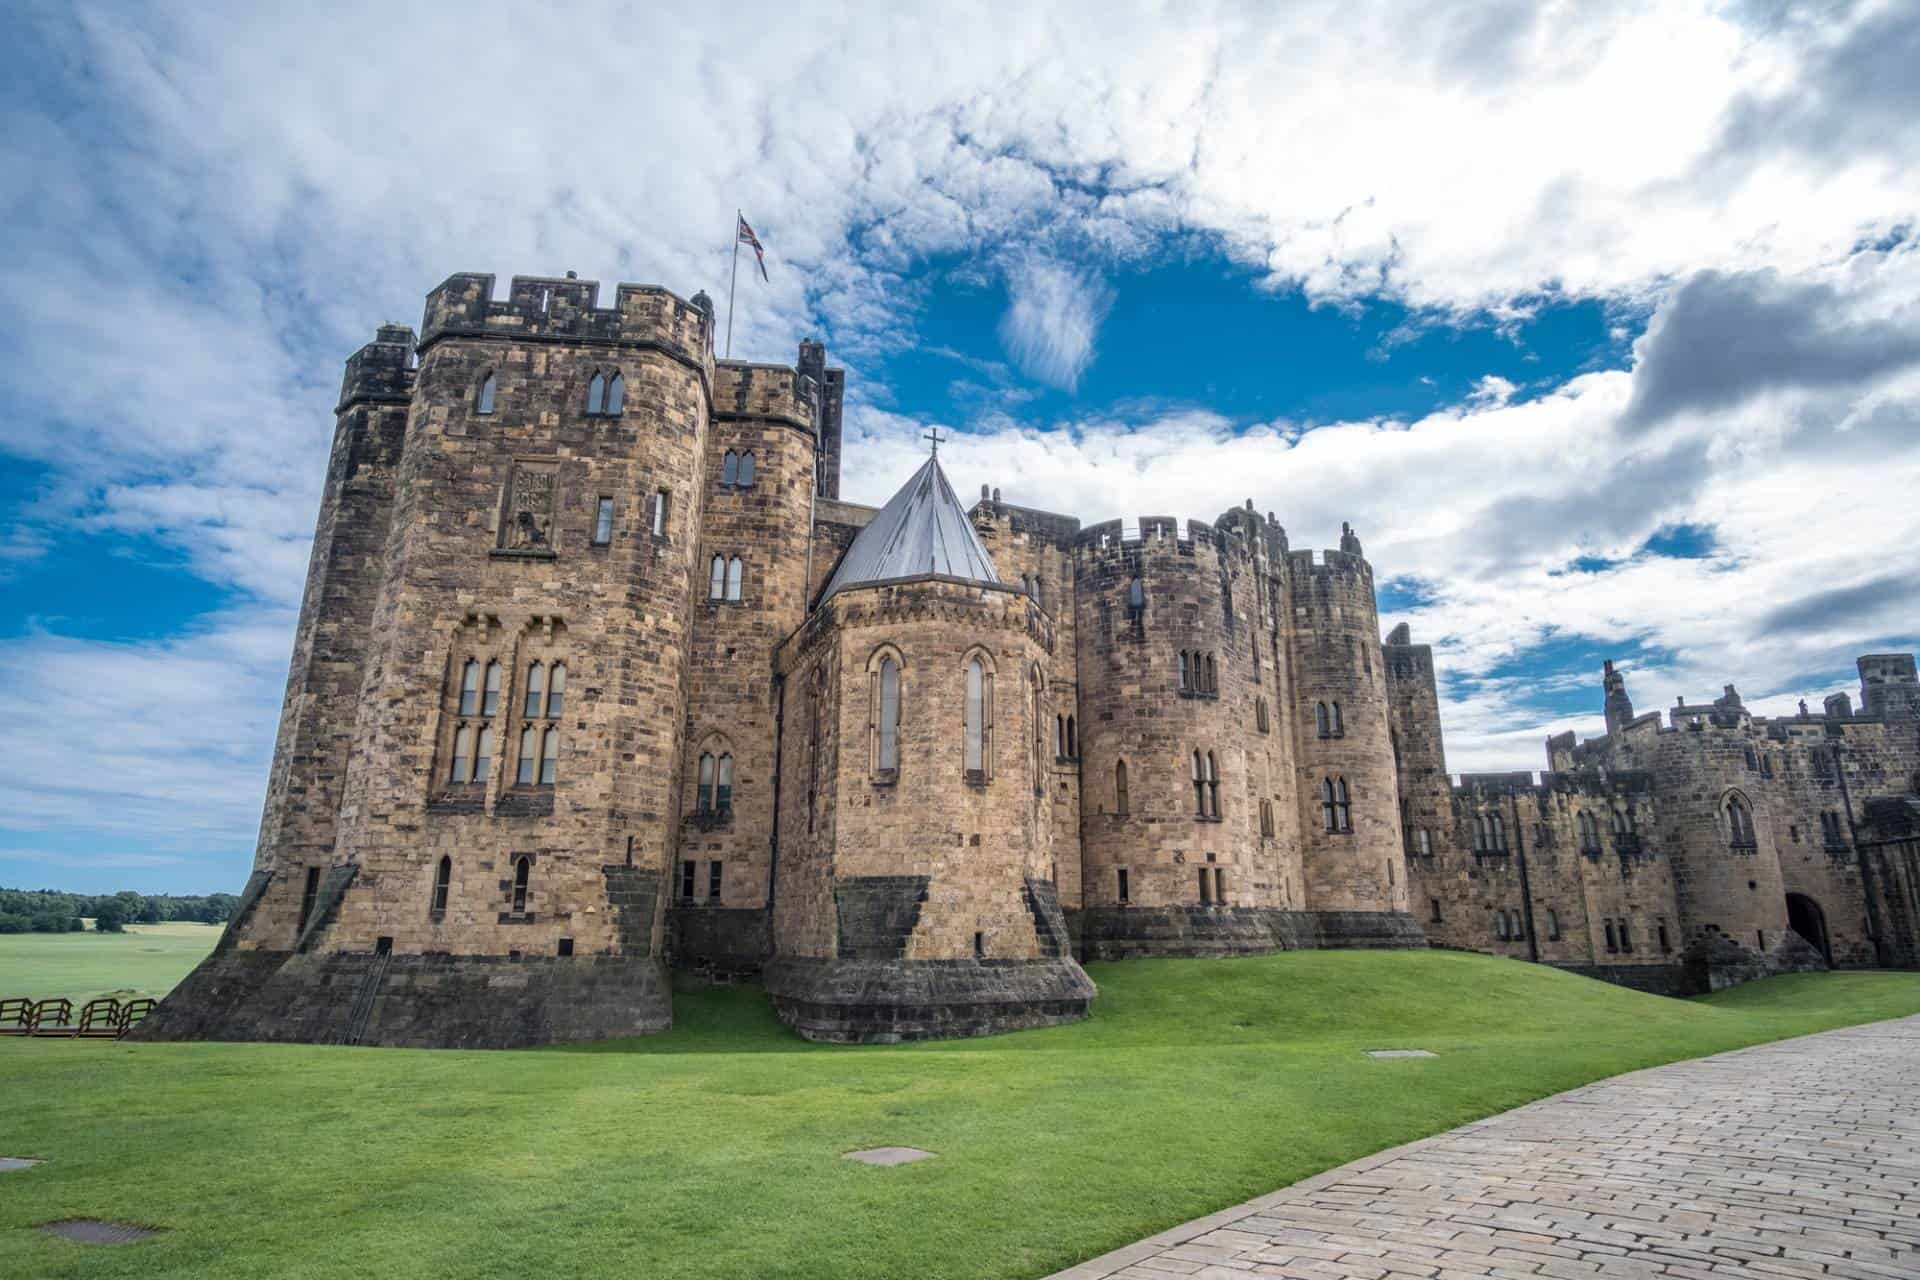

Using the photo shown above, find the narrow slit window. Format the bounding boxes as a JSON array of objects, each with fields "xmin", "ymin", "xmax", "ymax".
[
  {"xmin": 709, "ymin": 555, "xmax": 726, "ymax": 600},
  {"xmin": 473, "ymin": 726, "xmax": 493, "ymax": 782},
  {"xmin": 726, "ymin": 556, "xmax": 743, "ymax": 602},
  {"xmin": 546, "ymin": 663, "xmax": 565, "ymax": 717},
  {"xmin": 451, "ymin": 725, "xmax": 473, "ymax": 783},
  {"xmin": 586, "ymin": 372, "xmax": 606, "ymax": 415},
  {"xmin": 540, "ymin": 728, "xmax": 560, "ymax": 785},
  {"xmin": 877, "ymin": 657, "xmax": 901, "ymax": 772},
  {"xmin": 605, "ymin": 372, "xmax": 623, "ymax": 414},
  {"xmin": 716, "ymin": 754, "xmax": 733, "ymax": 814},
  {"xmin": 512, "ymin": 857, "xmax": 530, "ymax": 915},
  {"xmin": 722, "ymin": 451, "xmax": 739, "ymax": 486},
  {"xmin": 652, "ymin": 489, "xmax": 669, "ymax": 537},
  {"xmin": 964, "ymin": 658, "xmax": 985, "ymax": 773},
  {"xmin": 1117, "ymin": 868, "xmax": 1130, "ymax": 904},
  {"xmin": 737, "ymin": 452, "xmax": 754, "ymax": 487},
  {"xmin": 432, "ymin": 856, "xmax": 451, "ymax": 913},
  {"xmin": 476, "ymin": 372, "xmax": 496, "ymax": 414},
  {"xmin": 697, "ymin": 752, "xmax": 715, "ymax": 813},
  {"xmin": 708, "ymin": 860, "xmax": 723, "ymax": 901},
  {"xmin": 1198, "ymin": 866, "xmax": 1212, "ymax": 904},
  {"xmin": 593, "ymin": 497, "xmax": 614, "ymax": 544},
  {"xmin": 1114, "ymin": 759, "xmax": 1129, "ymax": 815}
]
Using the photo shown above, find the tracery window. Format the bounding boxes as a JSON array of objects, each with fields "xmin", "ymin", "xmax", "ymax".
[
  {"xmin": 1725, "ymin": 793, "xmax": 1755, "ymax": 848},
  {"xmin": 696, "ymin": 751, "xmax": 734, "ymax": 815}
]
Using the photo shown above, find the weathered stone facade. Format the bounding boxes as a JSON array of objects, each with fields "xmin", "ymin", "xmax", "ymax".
[
  {"xmin": 1387, "ymin": 638, "xmax": 1920, "ymax": 993},
  {"xmin": 142, "ymin": 266, "xmax": 1915, "ymax": 1050}
]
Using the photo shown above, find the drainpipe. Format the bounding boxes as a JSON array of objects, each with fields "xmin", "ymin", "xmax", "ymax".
[
  {"xmin": 1833, "ymin": 741, "xmax": 1890, "ymax": 967},
  {"xmin": 765, "ymin": 671, "xmax": 786, "ymax": 960},
  {"xmin": 1512, "ymin": 788, "xmax": 1539, "ymax": 963}
]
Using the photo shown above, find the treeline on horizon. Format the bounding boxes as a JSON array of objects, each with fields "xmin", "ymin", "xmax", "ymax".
[{"xmin": 0, "ymin": 887, "xmax": 237, "ymax": 935}]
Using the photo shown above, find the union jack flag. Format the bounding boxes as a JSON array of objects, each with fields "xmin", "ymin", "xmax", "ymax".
[{"xmin": 737, "ymin": 215, "xmax": 769, "ymax": 281}]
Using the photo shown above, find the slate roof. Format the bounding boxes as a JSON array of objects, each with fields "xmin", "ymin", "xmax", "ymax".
[{"xmin": 820, "ymin": 456, "xmax": 1000, "ymax": 602}]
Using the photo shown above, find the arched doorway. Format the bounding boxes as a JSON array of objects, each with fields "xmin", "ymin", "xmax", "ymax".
[{"xmin": 1785, "ymin": 893, "xmax": 1832, "ymax": 966}]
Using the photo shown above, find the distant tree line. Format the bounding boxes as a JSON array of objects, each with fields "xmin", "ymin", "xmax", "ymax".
[{"xmin": 0, "ymin": 888, "xmax": 237, "ymax": 935}]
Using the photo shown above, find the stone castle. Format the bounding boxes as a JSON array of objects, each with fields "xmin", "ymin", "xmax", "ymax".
[{"xmin": 142, "ymin": 272, "xmax": 1920, "ymax": 1048}]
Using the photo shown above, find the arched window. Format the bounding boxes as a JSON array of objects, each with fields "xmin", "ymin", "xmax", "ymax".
[
  {"xmin": 726, "ymin": 556, "xmax": 743, "ymax": 602},
  {"xmin": 1327, "ymin": 777, "xmax": 1351, "ymax": 832},
  {"xmin": 875, "ymin": 655, "xmax": 901, "ymax": 773},
  {"xmin": 473, "ymin": 726, "xmax": 493, "ymax": 782},
  {"xmin": 1030, "ymin": 669, "xmax": 1046, "ymax": 803},
  {"xmin": 709, "ymin": 555, "xmax": 726, "ymax": 600},
  {"xmin": 1328, "ymin": 701, "xmax": 1343, "ymax": 736},
  {"xmin": 1114, "ymin": 759, "xmax": 1130, "ymax": 816},
  {"xmin": 1611, "ymin": 808, "xmax": 1631, "ymax": 835},
  {"xmin": 1316, "ymin": 702, "xmax": 1330, "ymax": 737},
  {"xmin": 1055, "ymin": 713, "xmax": 1066, "ymax": 758},
  {"xmin": 1193, "ymin": 751, "xmax": 1207, "ymax": 816},
  {"xmin": 481, "ymin": 660, "xmax": 502, "ymax": 716},
  {"xmin": 1726, "ymin": 794, "xmax": 1754, "ymax": 847},
  {"xmin": 1127, "ymin": 577, "xmax": 1145, "ymax": 622},
  {"xmin": 431, "ymin": 856, "xmax": 451, "ymax": 914},
  {"xmin": 1065, "ymin": 715, "xmax": 1076, "ymax": 758},
  {"xmin": 1206, "ymin": 751, "xmax": 1221, "ymax": 817},
  {"xmin": 1490, "ymin": 811, "xmax": 1506, "ymax": 851},
  {"xmin": 1256, "ymin": 699, "xmax": 1269, "ymax": 733},
  {"xmin": 1204, "ymin": 654, "xmax": 1217, "ymax": 692},
  {"xmin": 517, "ymin": 726, "xmax": 539, "ymax": 784},
  {"xmin": 737, "ymin": 451, "xmax": 754, "ymax": 487},
  {"xmin": 459, "ymin": 660, "xmax": 481, "ymax": 716},
  {"xmin": 511, "ymin": 856, "xmax": 530, "ymax": 915},
  {"xmin": 963, "ymin": 656, "xmax": 992, "ymax": 776},
  {"xmin": 1578, "ymin": 811, "xmax": 1599, "ymax": 853},
  {"xmin": 476, "ymin": 372, "xmax": 497, "ymax": 414},
  {"xmin": 721, "ymin": 451, "xmax": 739, "ymax": 486},
  {"xmin": 1177, "ymin": 651, "xmax": 1191, "ymax": 691},
  {"xmin": 451, "ymin": 725, "xmax": 473, "ymax": 783},
  {"xmin": 697, "ymin": 752, "xmax": 716, "ymax": 813},
  {"xmin": 546, "ymin": 663, "xmax": 565, "ymax": 717},
  {"xmin": 586, "ymin": 371, "xmax": 607, "ymax": 415},
  {"xmin": 607, "ymin": 372, "xmax": 624, "ymax": 414},
  {"xmin": 540, "ymin": 728, "xmax": 560, "ymax": 785},
  {"xmin": 716, "ymin": 753, "xmax": 733, "ymax": 813},
  {"xmin": 524, "ymin": 663, "xmax": 546, "ymax": 718}
]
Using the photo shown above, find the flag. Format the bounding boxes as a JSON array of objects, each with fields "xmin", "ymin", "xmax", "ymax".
[{"xmin": 737, "ymin": 215, "xmax": 769, "ymax": 282}]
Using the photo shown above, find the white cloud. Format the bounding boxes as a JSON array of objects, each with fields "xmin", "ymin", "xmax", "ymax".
[
  {"xmin": 997, "ymin": 258, "xmax": 1114, "ymax": 390},
  {"xmin": 4, "ymin": 0, "xmax": 1920, "ymax": 876}
]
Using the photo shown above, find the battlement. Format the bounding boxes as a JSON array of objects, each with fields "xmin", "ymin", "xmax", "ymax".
[
  {"xmin": 714, "ymin": 361, "xmax": 819, "ymax": 433},
  {"xmin": 419, "ymin": 273, "xmax": 713, "ymax": 369},
  {"xmin": 969, "ymin": 489, "xmax": 1082, "ymax": 547},
  {"xmin": 337, "ymin": 325, "xmax": 416, "ymax": 412}
]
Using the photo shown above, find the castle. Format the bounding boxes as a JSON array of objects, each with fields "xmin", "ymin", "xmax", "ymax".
[{"xmin": 141, "ymin": 272, "xmax": 1920, "ymax": 1048}]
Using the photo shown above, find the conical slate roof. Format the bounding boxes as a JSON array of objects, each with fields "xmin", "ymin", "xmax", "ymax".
[{"xmin": 820, "ymin": 455, "xmax": 1000, "ymax": 602}]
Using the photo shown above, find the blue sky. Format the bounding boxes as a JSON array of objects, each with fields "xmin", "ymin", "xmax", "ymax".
[{"xmin": 4, "ymin": 1, "xmax": 1920, "ymax": 895}]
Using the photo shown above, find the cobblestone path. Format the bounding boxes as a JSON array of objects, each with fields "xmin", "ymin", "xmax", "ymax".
[{"xmin": 1047, "ymin": 1017, "xmax": 1919, "ymax": 1280}]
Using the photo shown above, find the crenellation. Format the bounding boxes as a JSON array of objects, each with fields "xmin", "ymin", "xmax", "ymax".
[{"xmin": 143, "ymin": 264, "xmax": 1918, "ymax": 1051}]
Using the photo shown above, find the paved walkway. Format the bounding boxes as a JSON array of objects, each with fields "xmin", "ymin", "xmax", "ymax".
[{"xmin": 1048, "ymin": 1017, "xmax": 1920, "ymax": 1280}]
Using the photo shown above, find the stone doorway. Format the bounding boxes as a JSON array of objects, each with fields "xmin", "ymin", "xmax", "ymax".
[{"xmin": 1785, "ymin": 893, "xmax": 1832, "ymax": 966}]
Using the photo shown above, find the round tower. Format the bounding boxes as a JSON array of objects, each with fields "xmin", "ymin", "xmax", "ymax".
[{"xmin": 1285, "ymin": 526, "xmax": 1422, "ymax": 945}]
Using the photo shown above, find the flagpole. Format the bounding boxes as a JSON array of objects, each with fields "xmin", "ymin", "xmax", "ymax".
[{"xmin": 725, "ymin": 209, "xmax": 741, "ymax": 359}]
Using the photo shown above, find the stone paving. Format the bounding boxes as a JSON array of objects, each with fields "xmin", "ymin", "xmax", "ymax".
[{"xmin": 1047, "ymin": 1017, "xmax": 1920, "ymax": 1280}]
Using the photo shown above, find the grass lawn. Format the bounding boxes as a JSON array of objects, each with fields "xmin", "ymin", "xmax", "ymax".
[
  {"xmin": 0, "ymin": 923, "xmax": 221, "ymax": 1003},
  {"xmin": 0, "ymin": 952, "xmax": 1916, "ymax": 1279}
]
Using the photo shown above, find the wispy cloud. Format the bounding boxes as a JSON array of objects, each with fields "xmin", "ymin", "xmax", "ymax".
[{"xmin": 997, "ymin": 258, "xmax": 1114, "ymax": 391}]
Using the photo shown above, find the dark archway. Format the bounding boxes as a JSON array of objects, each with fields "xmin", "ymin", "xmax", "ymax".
[{"xmin": 1786, "ymin": 893, "xmax": 1831, "ymax": 966}]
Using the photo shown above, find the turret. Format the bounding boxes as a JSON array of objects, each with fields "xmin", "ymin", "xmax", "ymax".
[{"xmin": 1603, "ymin": 659, "xmax": 1635, "ymax": 735}]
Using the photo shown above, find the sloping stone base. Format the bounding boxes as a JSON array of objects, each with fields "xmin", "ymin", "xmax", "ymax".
[
  {"xmin": 763, "ymin": 956, "xmax": 1096, "ymax": 1043},
  {"xmin": 1073, "ymin": 907, "xmax": 1427, "ymax": 961},
  {"xmin": 1681, "ymin": 928, "xmax": 1828, "ymax": 994},
  {"xmin": 135, "ymin": 948, "xmax": 672, "ymax": 1049}
]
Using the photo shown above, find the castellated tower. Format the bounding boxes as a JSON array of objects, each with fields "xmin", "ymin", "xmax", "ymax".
[
  {"xmin": 1070, "ymin": 506, "xmax": 1420, "ymax": 958},
  {"xmin": 147, "ymin": 273, "xmax": 747, "ymax": 1047}
]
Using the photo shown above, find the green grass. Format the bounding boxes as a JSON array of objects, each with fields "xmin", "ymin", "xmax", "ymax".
[
  {"xmin": 0, "ymin": 923, "xmax": 221, "ymax": 1003},
  {"xmin": 0, "ymin": 951, "xmax": 1915, "ymax": 1280}
]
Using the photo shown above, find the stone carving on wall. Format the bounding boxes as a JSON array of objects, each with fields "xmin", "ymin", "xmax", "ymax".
[{"xmin": 500, "ymin": 460, "xmax": 557, "ymax": 553}]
